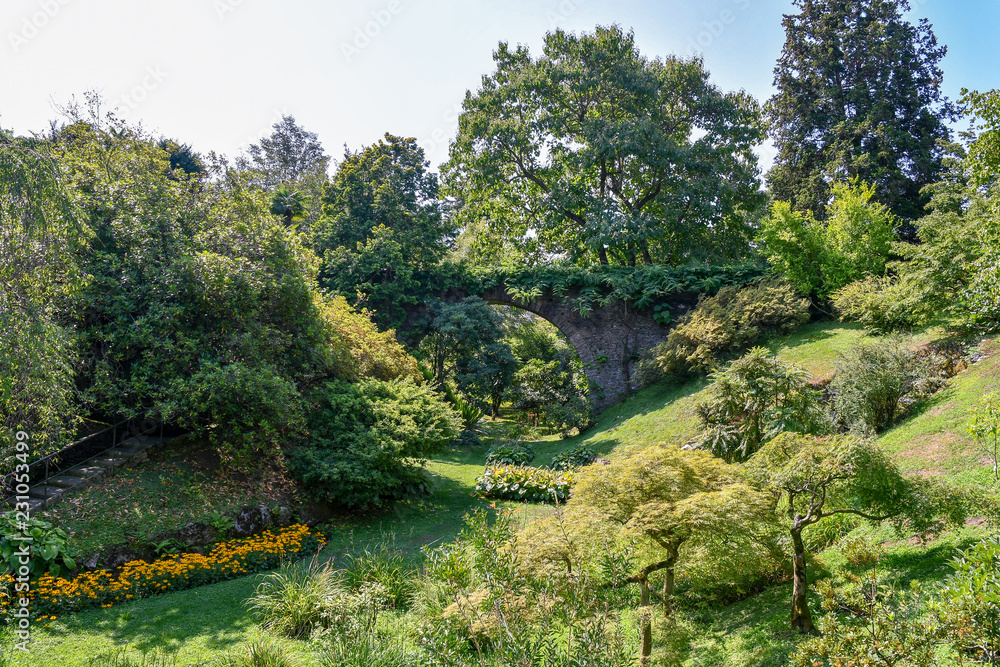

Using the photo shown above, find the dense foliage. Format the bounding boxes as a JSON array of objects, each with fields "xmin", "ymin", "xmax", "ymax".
[
  {"xmin": 757, "ymin": 180, "xmax": 897, "ymax": 300},
  {"xmin": 290, "ymin": 379, "xmax": 461, "ymax": 508},
  {"xmin": 694, "ymin": 348, "xmax": 829, "ymax": 462},
  {"xmin": 831, "ymin": 337, "xmax": 936, "ymax": 435},
  {"xmin": 445, "ymin": 25, "xmax": 765, "ymax": 267},
  {"xmin": 831, "ymin": 100, "xmax": 1000, "ymax": 334},
  {"xmin": 0, "ymin": 134, "xmax": 86, "ymax": 461},
  {"xmin": 314, "ymin": 134, "xmax": 455, "ymax": 329},
  {"xmin": 636, "ymin": 279, "xmax": 810, "ymax": 384},
  {"xmin": 468, "ymin": 261, "xmax": 767, "ymax": 318},
  {"xmin": 503, "ymin": 312, "xmax": 591, "ymax": 432},
  {"xmin": 766, "ymin": 0, "xmax": 954, "ymax": 223},
  {"xmin": 418, "ymin": 297, "xmax": 517, "ymax": 417}
]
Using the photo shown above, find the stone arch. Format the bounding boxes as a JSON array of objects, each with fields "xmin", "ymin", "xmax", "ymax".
[{"xmin": 476, "ymin": 285, "xmax": 685, "ymax": 411}]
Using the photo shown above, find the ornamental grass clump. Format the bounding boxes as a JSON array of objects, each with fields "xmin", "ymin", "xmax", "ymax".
[
  {"xmin": 343, "ymin": 544, "xmax": 414, "ymax": 609},
  {"xmin": 217, "ymin": 637, "xmax": 299, "ymax": 667},
  {"xmin": 249, "ymin": 557, "xmax": 340, "ymax": 639}
]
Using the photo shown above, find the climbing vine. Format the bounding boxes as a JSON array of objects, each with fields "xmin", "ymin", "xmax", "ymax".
[{"xmin": 460, "ymin": 262, "xmax": 768, "ymax": 321}]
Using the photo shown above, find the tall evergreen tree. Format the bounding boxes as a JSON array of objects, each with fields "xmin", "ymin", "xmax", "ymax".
[{"xmin": 766, "ymin": 0, "xmax": 954, "ymax": 224}]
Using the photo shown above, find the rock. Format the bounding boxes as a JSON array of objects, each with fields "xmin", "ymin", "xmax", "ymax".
[
  {"xmin": 232, "ymin": 505, "xmax": 273, "ymax": 537},
  {"xmin": 83, "ymin": 553, "xmax": 100, "ymax": 570},
  {"xmin": 105, "ymin": 547, "xmax": 146, "ymax": 570},
  {"xmin": 274, "ymin": 506, "xmax": 294, "ymax": 526},
  {"xmin": 297, "ymin": 499, "xmax": 334, "ymax": 526},
  {"xmin": 176, "ymin": 522, "xmax": 219, "ymax": 546}
]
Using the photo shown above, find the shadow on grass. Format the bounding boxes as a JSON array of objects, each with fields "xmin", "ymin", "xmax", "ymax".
[
  {"xmin": 36, "ymin": 574, "xmax": 261, "ymax": 655},
  {"xmin": 765, "ymin": 321, "xmax": 851, "ymax": 354}
]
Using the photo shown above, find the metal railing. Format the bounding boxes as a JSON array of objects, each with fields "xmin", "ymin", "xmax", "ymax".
[{"xmin": 2, "ymin": 418, "xmax": 164, "ymax": 503}]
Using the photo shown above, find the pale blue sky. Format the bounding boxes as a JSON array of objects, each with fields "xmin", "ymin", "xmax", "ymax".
[{"xmin": 2, "ymin": 0, "xmax": 997, "ymax": 172}]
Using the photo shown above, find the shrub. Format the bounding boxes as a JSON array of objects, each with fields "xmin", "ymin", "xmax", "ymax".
[
  {"xmin": 831, "ymin": 337, "xmax": 932, "ymax": 434},
  {"xmin": 636, "ymin": 279, "xmax": 810, "ymax": 383},
  {"xmin": 217, "ymin": 637, "xmax": 298, "ymax": 667},
  {"xmin": 485, "ymin": 441, "xmax": 536, "ymax": 467},
  {"xmin": 758, "ymin": 180, "xmax": 897, "ymax": 300},
  {"xmin": 473, "ymin": 466, "xmax": 573, "ymax": 503},
  {"xmin": 549, "ymin": 445, "xmax": 598, "ymax": 471},
  {"xmin": 831, "ymin": 276, "xmax": 919, "ymax": 333},
  {"xmin": 794, "ymin": 572, "xmax": 940, "ymax": 667},
  {"xmin": 248, "ymin": 558, "xmax": 339, "ymax": 638},
  {"xmin": 289, "ymin": 379, "xmax": 461, "ymax": 508},
  {"xmin": 162, "ymin": 361, "xmax": 305, "ymax": 462},
  {"xmin": 694, "ymin": 348, "xmax": 829, "ymax": 462},
  {"xmin": 451, "ymin": 430, "xmax": 482, "ymax": 448},
  {"xmin": 936, "ymin": 535, "xmax": 1000, "ymax": 664},
  {"xmin": 0, "ymin": 513, "xmax": 75, "ymax": 578},
  {"xmin": 969, "ymin": 393, "xmax": 1000, "ymax": 482}
]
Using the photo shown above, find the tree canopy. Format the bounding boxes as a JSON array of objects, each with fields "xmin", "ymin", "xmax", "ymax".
[
  {"xmin": 314, "ymin": 133, "xmax": 455, "ymax": 329},
  {"xmin": 445, "ymin": 25, "xmax": 766, "ymax": 267},
  {"xmin": 766, "ymin": 0, "xmax": 954, "ymax": 223}
]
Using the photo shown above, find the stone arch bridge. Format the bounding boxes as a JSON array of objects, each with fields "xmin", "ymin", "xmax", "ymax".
[{"xmin": 415, "ymin": 284, "xmax": 701, "ymax": 411}]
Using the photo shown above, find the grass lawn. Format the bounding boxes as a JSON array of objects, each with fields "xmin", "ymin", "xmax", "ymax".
[{"xmin": 22, "ymin": 321, "xmax": 999, "ymax": 665}]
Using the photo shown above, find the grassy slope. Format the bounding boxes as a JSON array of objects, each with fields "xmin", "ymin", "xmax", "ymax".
[{"xmin": 24, "ymin": 321, "xmax": 998, "ymax": 665}]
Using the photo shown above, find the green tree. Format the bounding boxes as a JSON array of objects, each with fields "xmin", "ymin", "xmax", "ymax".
[
  {"xmin": 757, "ymin": 180, "xmax": 897, "ymax": 300},
  {"xmin": 315, "ymin": 134, "xmax": 454, "ymax": 329},
  {"xmin": 694, "ymin": 348, "xmax": 829, "ymax": 462},
  {"xmin": 0, "ymin": 132, "xmax": 87, "ymax": 462},
  {"xmin": 419, "ymin": 298, "xmax": 516, "ymax": 416},
  {"xmin": 289, "ymin": 379, "xmax": 461, "ymax": 508},
  {"xmin": 962, "ymin": 88, "xmax": 1000, "ymax": 186},
  {"xmin": 237, "ymin": 115, "xmax": 330, "ymax": 189},
  {"xmin": 444, "ymin": 25, "xmax": 765, "ymax": 267},
  {"xmin": 748, "ymin": 433, "xmax": 965, "ymax": 634},
  {"xmin": 525, "ymin": 445, "xmax": 777, "ymax": 662},
  {"xmin": 968, "ymin": 393, "xmax": 1000, "ymax": 483},
  {"xmin": 766, "ymin": 0, "xmax": 954, "ymax": 223}
]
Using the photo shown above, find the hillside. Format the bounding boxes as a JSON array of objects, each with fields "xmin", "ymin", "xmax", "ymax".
[{"xmin": 22, "ymin": 320, "xmax": 999, "ymax": 665}]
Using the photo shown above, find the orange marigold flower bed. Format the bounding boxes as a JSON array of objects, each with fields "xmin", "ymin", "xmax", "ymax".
[{"xmin": 1, "ymin": 524, "xmax": 326, "ymax": 616}]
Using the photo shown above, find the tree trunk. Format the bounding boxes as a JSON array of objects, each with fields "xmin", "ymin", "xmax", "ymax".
[
  {"xmin": 662, "ymin": 544, "xmax": 678, "ymax": 617},
  {"xmin": 639, "ymin": 578, "xmax": 652, "ymax": 665},
  {"xmin": 789, "ymin": 527, "xmax": 816, "ymax": 634},
  {"xmin": 598, "ymin": 246, "xmax": 609, "ymax": 265}
]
